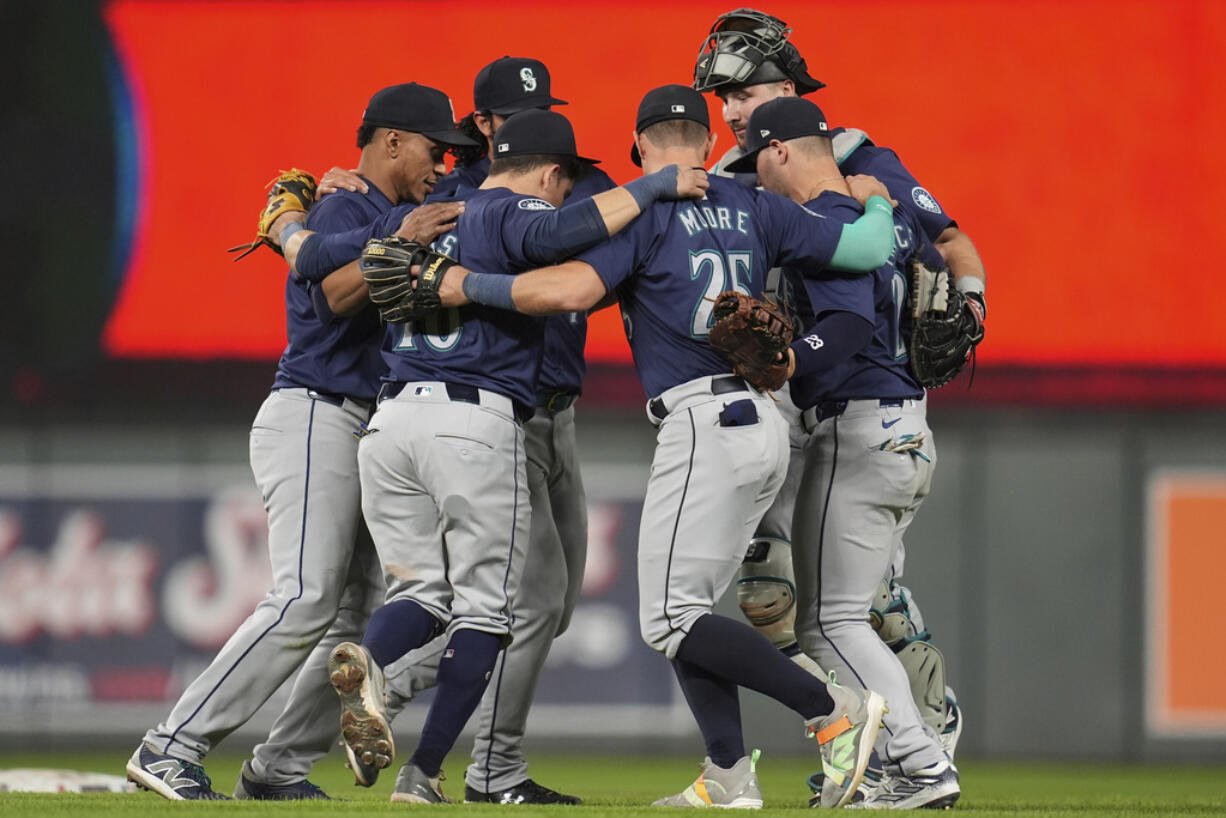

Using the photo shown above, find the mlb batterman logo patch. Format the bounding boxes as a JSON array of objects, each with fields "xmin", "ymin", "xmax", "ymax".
[{"xmin": 911, "ymin": 186, "xmax": 942, "ymax": 214}]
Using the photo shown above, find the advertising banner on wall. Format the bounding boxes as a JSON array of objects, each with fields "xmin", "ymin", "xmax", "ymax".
[
  {"xmin": 0, "ymin": 466, "xmax": 685, "ymax": 739},
  {"xmin": 1146, "ymin": 470, "xmax": 1226, "ymax": 738}
]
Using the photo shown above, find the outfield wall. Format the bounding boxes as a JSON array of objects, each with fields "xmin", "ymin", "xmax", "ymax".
[{"xmin": 2, "ymin": 407, "xmax": 1224, "ymax": 762}]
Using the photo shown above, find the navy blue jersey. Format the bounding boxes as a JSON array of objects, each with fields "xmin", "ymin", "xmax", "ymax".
[
  {"xmin": 833, "ymin": 128, "xmax": 955, "ymax": 243},
  {"xmin": 271, "ymin": 185, "xmax": 391, "ymax": 401},
  {"xmin": 430, "ymin": 158, "xmax": 619, "ymax": 396},
  {"xmin": 382, "ymin": 187, "xmax": 591, "ymax": 416},
  {"xmin": 576, "ymin": 176, "xmax": 848, "ymax": 397},
  {"xmin": 787, "ymin": 191, "xmax": 938, "ymax": 408},
  {"xmin": 429, "ymin": 159, "xmax": 488, "ymax": 202}
]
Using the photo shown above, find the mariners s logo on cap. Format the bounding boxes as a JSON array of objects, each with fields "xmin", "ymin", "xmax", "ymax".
[{"xmin": 520, "ymin": 67, "xmax": 537, "ymax": 92}]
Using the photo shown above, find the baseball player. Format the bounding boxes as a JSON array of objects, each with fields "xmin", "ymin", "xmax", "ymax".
[
  {"xmin": 421, "ymin": 84, "xmax": 902, "ymax": 809},
  {"xmin": 124, "ymin": 82, "xmax": 475, "ymax": 801},
  {"xmin": 728, "ymin": 95, "xmax": 960, "ymax": 808},
  {"xmin": 252, "ymin": 57, "xmax": 618, "ymax": 805},
  {"xmin": 324, "ymin": 109, "xmax": 710, "ymax": 804},
  {"xmin": 693, "ymin": 7, "xmax": 982, "ymax": 762}
]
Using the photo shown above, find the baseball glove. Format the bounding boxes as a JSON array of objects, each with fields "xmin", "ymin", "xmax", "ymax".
[
  {"xmin": 359, "ymin": 237, "xmax": 459, "ymax": 324},
  {"xmin": 227, "ymin": 168, "xmax": 318, "ymax": 261},
  {"xmin": 908, "ymin": 258, "xmax": 985, "ymax": 387},
  {"xmin": 707, "ymin": 291, "xmax": 795, "ymax": 391}
]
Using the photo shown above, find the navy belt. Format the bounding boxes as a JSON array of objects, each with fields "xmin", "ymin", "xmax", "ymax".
[
  {"xmin": 378, "ymin": 381, "xmax": 534, "ymax": 423},
  {"xmin": 292, "ymin": 388, "xmax": 372, "ymax": 413},
  {"xmin": 536, "ymin": 391, "xmax": 578, "ymax": 414},
  {"xmin": 813, "ymin": 398, "xmax": 913, "ymax": 423},
  {"xmin": 649, "ymin": 375, "xmax": 748, "ymax": 421}
]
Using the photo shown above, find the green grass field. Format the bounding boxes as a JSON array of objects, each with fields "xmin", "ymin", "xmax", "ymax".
[{"xmin": 1, "ymin": 752, "xmax": 1224, "ymax": 816}]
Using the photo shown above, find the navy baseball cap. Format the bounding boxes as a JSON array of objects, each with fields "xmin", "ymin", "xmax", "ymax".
[
  {"xmin": 490, "ymin": 109, "xmax": 600, "ymax": 164},
  {"xmin": 723, "ymin": 96, "xmax": 829, "ymax": 173},
  {"xmin": 630, "ymin": 84, "xmax": 711, "ymax": 166},
  {"xmin": 474, "ymin": 56, "xmax": 568, "ymax": 115},
  {"xmin": 362, "ymin": 82, "xmax": 478, "ymax": 147}
]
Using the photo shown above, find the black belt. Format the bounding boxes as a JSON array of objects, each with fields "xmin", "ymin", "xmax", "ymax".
[
  {"xmin": 378, "ymin": 381, "xmax": 534, "ymax": 423},
  {"xmin": 536, "ymin": 391, "xmax": 578, "ymax": 414},
  {"xmin": 812, "ymin": 397, "xmax": 916, "ymax": 423},
  {"xmin": 649, "ymin": 375, "xmax": 748, "ymax": 421}
]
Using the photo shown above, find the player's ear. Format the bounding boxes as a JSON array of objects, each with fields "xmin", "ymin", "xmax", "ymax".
[
  {"xmin": 384, "ymin": 128, "xmax": 401, "ymax": 160},
  {"xmin": 633, "ymin": 130, "xmax": 647, "ymax": 164},
  {"xmin": 542, "ymin": 163, "xmax": 562, "ymax": 191},
  {"xmin": 780, "ymin": 78, "xmax": 796, "ymax": 98},
  {"xmin": 702, "ymin": 129, "xmax": 717, "ymax": 163}
]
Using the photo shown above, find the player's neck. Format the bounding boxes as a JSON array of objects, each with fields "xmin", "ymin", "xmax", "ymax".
[
  {"xmin": 642, "ymin": 148, "xmax": 707, "ymax": 175},
  {"xmin": 798, "ymin": 161, "xmax": 850, "ymax": 203},
  {"xmin": 358, "ymin": 156, "xmax": 403, "ymax": 205}
]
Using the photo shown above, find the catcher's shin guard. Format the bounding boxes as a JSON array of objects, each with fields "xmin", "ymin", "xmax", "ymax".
[
  {"xmin": 869, "ymin": 579, "xmax": 951, "ymax": 735},
  {"xmin": 736, "ymin": 538, "xmax": 799, "ymax": 650}
]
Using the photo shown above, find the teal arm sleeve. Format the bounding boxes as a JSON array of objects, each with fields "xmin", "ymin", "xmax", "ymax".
[{"xmin": 828, "ymin": 195, "xmax": 895, "ymax": 272}]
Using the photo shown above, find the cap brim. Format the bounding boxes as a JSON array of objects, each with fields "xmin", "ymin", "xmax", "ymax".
[
  {"xmin": 723, "ymin": 148, "xmax": 762, "ymax": 174},
  {"xmin": 488, "ymin": 95, "xmax": 569, "ymax": 115},
  {"xmin": 577, "ymin": 154, "xmax": 601, "ymax": 165},
  {"xmin": 422, "ymin": 128, "xmax": 481, "ymax": 147}
]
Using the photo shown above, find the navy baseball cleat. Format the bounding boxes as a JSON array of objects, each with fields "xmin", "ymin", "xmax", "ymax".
[
  {"xmin": 345, "ymin": 741, "xmax": 380, "ymax": 787},
  {"xmin": 465, "ymin": 778, "xmax": 583, "ymax": 805},
  {"xmin": 233, "ymin": 760, "xmax": 329, "ymax": 800},
  {"xmin": 125, "ymin": 743, "xmax": 229, "ymax": 800}
]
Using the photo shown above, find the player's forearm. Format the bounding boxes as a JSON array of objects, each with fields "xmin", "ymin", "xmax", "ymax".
[
  {"xmin": 320, "ymin": 260, "xmax": 370, "ymax": 317},
  {"xmin": 459, "ymin": 262, "xmax": 606, "ymax": 316},
  {"xmin": 788, "ymin": 311, "xmax": 873, "ymax": 378},
  {"xmin": 512, "ymin": 264, "xmax": 607, "ymax": 315},
  {"xmin": 934, "ymin": 227, "xmax": 986, "ymax": 289},
  {"xmin": 296, "ymin": 222, "xmax": 385, "ymax": 282},
  {"xmin": 828, "ymin": 196, "xmax": 895, "ymax": 272}
]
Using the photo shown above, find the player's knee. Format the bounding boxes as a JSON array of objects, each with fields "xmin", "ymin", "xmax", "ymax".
[
  {"xmin": 640, "ymin": 614, "xmax": 694, "ymax": 659},
  {"xmin": 736, "ymin": 538, "xmax": 798, "ymax": 648}
]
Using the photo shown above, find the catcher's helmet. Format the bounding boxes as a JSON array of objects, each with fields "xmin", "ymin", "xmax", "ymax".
[{"xmin": 692, "ymin": 8, "xmax": 825, "ymax": 95}]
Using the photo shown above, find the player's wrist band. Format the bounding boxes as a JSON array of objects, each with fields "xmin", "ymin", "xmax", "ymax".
[
  {"xmin": 461, "ymin": 272, "xmax": 516, "ymax": 311},
  {"xmin": 278, "ymin": 220, "xmax": 305, "ymax": 246},
  {"xmin": 624, "ymin": 164, "xmax": 678, "ymax": 211},
  {"xmin": 955, "ymin": 276, "xmax": 986, "ymax": 318}
]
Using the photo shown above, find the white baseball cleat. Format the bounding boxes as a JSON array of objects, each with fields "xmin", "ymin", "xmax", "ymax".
[
  {"xmin": 652, "ymin": 749, "xmax": 764, "ymax": 808},
  {"xmin": 850, "ymin": 761, "xmax": 960, "ymax": 810},
  {"xmin": 328, "ymin": 641, "xmax": 394, "ymax": 772}
]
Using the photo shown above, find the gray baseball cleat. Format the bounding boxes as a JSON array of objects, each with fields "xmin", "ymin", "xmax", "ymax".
[
  {"xmin": 328, "ymin": 641, "xmax": 394, "ymax": 772},
  {"xmin": 125, "ymin": 743, "xmax": 229, "ymax": 801},
  {"xmin": 652, "ymin": 749, "xmax": 763, "ymax": 808},
  {"xmin": 806, "ymin": 673, "xmax": 888, "ymax": 809},
  {"xmin": 390, "ymin": 762, "xmax": 453, "ymax": 804},
  {"xmin": 850, "ymin": 761, "xmax": 959, "ymax": 810}
]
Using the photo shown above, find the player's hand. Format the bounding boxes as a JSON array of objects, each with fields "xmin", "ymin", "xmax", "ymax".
[
  {"xmin": 395, "ymin": 202, "xmax": 465, "ymax": 244},
  {"xmin": 845, "ymin": 174, "xmax": 896, "ymax": 208},
  {"xmin": 675, "ymin": 166, "xmax": 710, "ymax": 199},
  {"xmin": 317, "ymin": 166, "xmax": 368, "ymax": 198},
  {"xmin": 411, "ymin": 261, "xmax": 470, "ymax": 307}
]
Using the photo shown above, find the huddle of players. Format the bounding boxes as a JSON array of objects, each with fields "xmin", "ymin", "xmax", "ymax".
[{"xmin": 124, "ymin": 7, "xmax": 985, "ymax": 811}]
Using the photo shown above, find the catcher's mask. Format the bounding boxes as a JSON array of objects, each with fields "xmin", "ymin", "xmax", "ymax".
[{"xmin": 692, "ymin": 8, "xmax": 825, "ymax": 95}]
